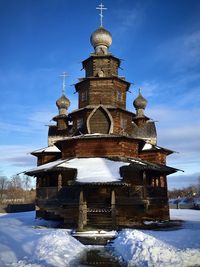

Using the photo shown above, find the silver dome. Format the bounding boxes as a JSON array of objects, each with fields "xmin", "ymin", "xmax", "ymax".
[
  {"xmin": 133, "ymin": 92, "xmax": 147, "ymax": 110},
  {"xmin": 90, "ymin": 27, "xmax": 112, "ymax": 54}
]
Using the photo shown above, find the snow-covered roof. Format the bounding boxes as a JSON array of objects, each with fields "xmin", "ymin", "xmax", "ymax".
[
  {"xmin": 31, "ymin": 145, "xmax": 61, "ymax": 154},
  {"xmin": 60, "ymin": 158, "xmax": 130, "ymax": 183},
  {"xmin": 25, "ymin": 157, "xmax": 129, "ymax": 183},
  {"xmin": 26, "ymin": 159, "xmax": 66, "ymax": 174},
  {"xmin": 25, "ymin": 155, "xmax": 180, "ymax": 178}
]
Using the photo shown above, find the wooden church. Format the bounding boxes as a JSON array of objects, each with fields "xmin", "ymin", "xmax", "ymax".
[{"xmin": 25, "ymin": 7, "xmax": 179, "ymax": 230}]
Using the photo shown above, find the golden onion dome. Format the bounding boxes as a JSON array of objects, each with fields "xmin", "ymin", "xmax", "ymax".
[{"xmin": 56, "ymin": 94, "xmax": 70, "ymax": 110}]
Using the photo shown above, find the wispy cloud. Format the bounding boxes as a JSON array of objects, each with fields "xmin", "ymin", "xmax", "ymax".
[
  {"xmin": 0, "ymin": 145, "xmax": 36, "ymax": 163},
  {"xmin": 139, "ymin": 81, "xmax": 160, "ymax": 98},
  {"xmin": 154, "ymin": 30, "xmax": 200, "ymax": 73},
  {"xmin": 145, "ymin": 104, "xmax": 200, "ymax": 174},
  {"xmin": 111, "ymin": 3, "xmax": 145, "ymax": 51},
  {"xmin": 0, "ymin": 145, "xmax": 36, "ymax": 177},
  {"xmin": 0, "ymin": 109, "xmax": 55, "ymax": 134},
  {"xmin": 168, "ymin": 172, "xmax": 200, "ymax": 190}
]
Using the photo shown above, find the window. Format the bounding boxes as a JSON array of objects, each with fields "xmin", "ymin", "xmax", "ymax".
[
  {"xmin": 120, "ymin": 117, "xmax": 127, "ymax": 129},
  {"xmin": 117, "ymin": 90, "xmax": 122, "ymax": 102},
  {"xmin": 80, "ymin": 90, "xmax": 87, "ymax": 101},
  {"xmin": 77, "ymin": 118, "xmax": 83, "ymax": 129}
]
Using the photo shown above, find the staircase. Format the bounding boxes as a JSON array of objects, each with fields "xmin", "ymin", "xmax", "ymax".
[{"xmin": 87, "ymin": 206, "xmax": 113, "ymax": 229}]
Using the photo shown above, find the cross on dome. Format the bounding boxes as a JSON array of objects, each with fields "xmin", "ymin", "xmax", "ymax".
[
  {"xmin": 59, "ymin": 72, "xmax": 68, "ymax": 95},
  {"xmin": 96, "ymin": 3, "xmax": 107, "ymax": 27}
]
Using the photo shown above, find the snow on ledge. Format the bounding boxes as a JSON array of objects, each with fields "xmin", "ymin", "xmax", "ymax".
[
  {"xmin": 72, "ymin": 230, "xmax": 117, "ymax": 237},
  {"xmin": 32, "ymin": 145, "xmax": 61, "ymax": 153},
  {"xmin": 142, "ymin": 143, "xmax": 153, "ymax": 150}
]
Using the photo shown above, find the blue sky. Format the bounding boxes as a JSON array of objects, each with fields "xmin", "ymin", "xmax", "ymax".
[{"xmin": 0, "ymin": 0, "xmax": 199, "ymax": 189}]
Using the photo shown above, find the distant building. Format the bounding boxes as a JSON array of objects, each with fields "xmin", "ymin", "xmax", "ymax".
[{"xmin": 25, "ymin": 13, "xmax": 179, "ymax": 230}]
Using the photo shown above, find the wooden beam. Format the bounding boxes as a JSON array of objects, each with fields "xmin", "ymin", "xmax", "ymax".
[
  {"xmin": 78, "ymin": 190, "xmax": 87, "ymax": 231},
  {"xmin": 111, "ymin": 190, "xmax": 116, "ymax": 228},
  {"xmin": 58, "ymin": 174, "xmax": 62, "ymax": 191}
]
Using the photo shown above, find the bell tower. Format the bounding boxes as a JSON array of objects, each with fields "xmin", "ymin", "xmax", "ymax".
[{"xmin": 75, "ymin": 26, "xmax": 130, "ymax": 110}]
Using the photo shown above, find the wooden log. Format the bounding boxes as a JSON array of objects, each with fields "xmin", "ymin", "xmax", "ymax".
[{"xmin": 111, "ymin": 190, "xmax": 116, "ymax": 228}]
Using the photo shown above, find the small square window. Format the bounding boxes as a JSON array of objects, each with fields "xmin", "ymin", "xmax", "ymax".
[
  {"xmin": 81, "ymin": 90, "xmax": 87, "ymax": 101},
  {"xmin": 120, "ymin": 118, "xmax": 127, "ymax": 129},
  {"xmin": 117, "ymin": 91, "xmax": 122, "ymax": 102},
  {"xmin": 77, "ymin": 118, "xmax": 83, "ymax": 129}
]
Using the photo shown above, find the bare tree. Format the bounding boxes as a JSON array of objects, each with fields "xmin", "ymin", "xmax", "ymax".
[
  {"xmin": 168, "ymin": 183, "xmax": 199, "ymax": 199},
  {"xmin": 0, "ymin": 176, "xmax": 8, "ymax": 203},
  {"xmin": 7, "ymin": 175, "xmax": 24, "ymax": 203},
  {"xmin": 22, "ymin": 175, "xmax": 32, "ymax": 201}
]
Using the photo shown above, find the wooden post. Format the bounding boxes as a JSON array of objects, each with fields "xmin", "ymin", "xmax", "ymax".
[
  {"xmin": 83, "ymin": 196, "xmax": 87, "ymax": 228},
  {"xmin": 143, "ymin": 171, "xmax": 147, "ymax": 199},
  {"xmin": 78, "ymin": 190, "xmax": 87, "ymax": 231},
  {"xmin": 111, "ymin": 190, "xmax": 116, "ymax": 228},
  {"xmin": 36, "ymin": 177, "xmax": 40, "ymax": 188},
  {"xmin": 158, "ymin": 176, "xmax": 161, "ymax": 187},
  {"xmin": 58, "ymin": 174, "xmax": 62, "ymax": 191},
  {"xmin": 143, "ymin": 171, "xmax": 149, "ymax": 211}
]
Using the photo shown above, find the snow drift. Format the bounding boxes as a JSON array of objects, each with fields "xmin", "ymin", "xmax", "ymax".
[
  {"xmin": 112, "ymin": 229, "xmax": 200, "ymax": 267},
  {"xmin": 0, "ymin": 212, "xmax": 84, "ymax": 267},
  {"xmin": 0, "ymin": 210, "xmax": 200, "ymax": 266},
  {"xmin": 112, "ymin": 209, "xmax": 200, "ymax": 267}
]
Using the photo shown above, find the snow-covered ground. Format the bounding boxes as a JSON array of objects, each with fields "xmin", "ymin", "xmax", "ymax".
[
  {"xmin": 0, "ymin": 210, "xmax": 199, "ymax": 267},
  {"xmin": 0, "ymin": 212, "xmax": 84, "ymax": 267},
  {"xmin": 112, "ymin": 209, "xmax": 200, "ymax": 267}
]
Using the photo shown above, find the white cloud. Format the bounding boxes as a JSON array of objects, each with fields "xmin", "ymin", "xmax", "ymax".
[
  {"xmin": 0, "ymin": 145, "xmax": 36, "ymax": 163},
  {"xmin": 139, "ymin": 81, "xmax": 160, "ymax": 98},
  {"xmin": 154, "ymin": 30, "xmax": 200, "ymax": 72},
  {"xmin": 0, "ymin": 109, "xmax": 55, "ymax": 134},
  {"xmin": 142, "ymin": 102, "xmax": 200, "ymax": 175},
  {"xmin": 111, "ymin": 4, "xmax": 145, "ymax": 50},
  {"xmin": 0, "ymin": 145, "xmax": 37, "ymax": 177},
  {"xmin": 168, "ymin": 172, "xmax": 200, "ymax": 190}
]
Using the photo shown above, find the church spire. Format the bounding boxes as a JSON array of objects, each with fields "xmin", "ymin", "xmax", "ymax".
[{"xmin": 90, "ymin": 3, "xmax": 112, "ymax": 55}]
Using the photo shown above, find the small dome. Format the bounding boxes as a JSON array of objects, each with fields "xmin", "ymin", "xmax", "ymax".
[
  {"xmin": 90, "ymin": 26, "xmax": 112, "ymax": 50},
  {"xmin": 133, "ymin": 91, "xmax": 147, "ymax": 110},
  {"xmin": 56, "ymin": 94, "xmax": 70, "ymax": 109}
]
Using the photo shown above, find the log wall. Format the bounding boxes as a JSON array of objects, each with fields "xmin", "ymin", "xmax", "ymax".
[
  {"xmin": 139, "ymin": 151, "xmax": 167, "ymax": 164},
  {"xmin": 60, "ymin": 137, "xmax": 139, "ymax": 159}
]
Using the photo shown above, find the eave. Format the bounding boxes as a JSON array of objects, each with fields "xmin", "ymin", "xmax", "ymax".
[{"xmin": 75, "ymin": 76, "xmax": 131, "ymax": 92}]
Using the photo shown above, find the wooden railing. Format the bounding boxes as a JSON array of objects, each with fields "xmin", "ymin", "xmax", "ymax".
[{"xmin": 36, "ymin": 186, "xmax": 168, "ymax": 202}]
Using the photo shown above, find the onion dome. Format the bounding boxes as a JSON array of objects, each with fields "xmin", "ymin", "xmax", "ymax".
[
  {"xmin": 56, "ymin": 94, "xmax": 70, "ymax": 115},
  {"xmin": 133, "ymin": 89, "xmax": 147, "ymax": 117},
  {"xmin": 133, "ymin": 91, "xmax": 147, "ymax": 110},
  {"xmin": 90, "ymin": 26, "xmax": 112, "ymax": 54}
]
